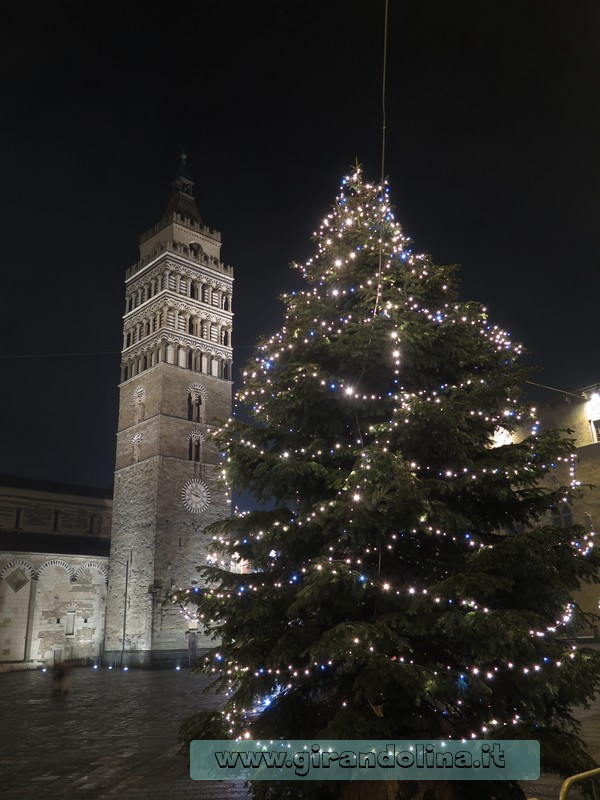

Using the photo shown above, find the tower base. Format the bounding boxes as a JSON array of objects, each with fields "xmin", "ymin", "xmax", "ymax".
[{"xmin": 101, "ymin": 649, "xmax": 205, "ymax": 669}]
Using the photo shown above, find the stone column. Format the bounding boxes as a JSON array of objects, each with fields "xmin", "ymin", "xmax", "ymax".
[{"xmin": 24, "ymin": 576, "xmax": 38, "ymax": 662}]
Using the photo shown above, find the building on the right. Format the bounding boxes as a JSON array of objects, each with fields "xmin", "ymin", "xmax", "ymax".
[{"xmin": 532, "ymin": 384, "xmax": 600, "ymax": 641}]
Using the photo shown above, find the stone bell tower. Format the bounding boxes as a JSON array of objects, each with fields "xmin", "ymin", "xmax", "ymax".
[{"xmin": 103, "ymin": 156, "xmax": 233, "ymax": 667}]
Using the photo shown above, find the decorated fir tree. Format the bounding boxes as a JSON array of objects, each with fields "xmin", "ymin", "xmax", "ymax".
[{"xmin": 177, "ymin": 169, "xmax": 600, "ymax": 800}]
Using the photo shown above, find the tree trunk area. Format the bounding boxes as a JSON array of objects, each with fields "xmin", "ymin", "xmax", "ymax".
[{"xmin": 337, "ymin": 781, "xmax": 457, "ymax": 800}]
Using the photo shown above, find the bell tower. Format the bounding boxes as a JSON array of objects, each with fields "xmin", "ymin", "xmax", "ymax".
[{"xmin": 103, "ymin": 156, "xmax": 233, "ymax": 667}]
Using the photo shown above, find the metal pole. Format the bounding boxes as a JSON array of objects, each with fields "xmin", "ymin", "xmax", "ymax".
[{"xmin": 121, "ymin": 555, "xmax": 129, "ymax": 667}]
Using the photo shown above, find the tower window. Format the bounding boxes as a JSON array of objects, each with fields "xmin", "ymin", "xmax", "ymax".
[
  {"xmin": 52, "ymin": 511, "xmax": 60, "ymax": 532},
  {"xmin": 189, "ymin": 435, "xmax": 201, "ymax": 462},
  {"xmin": 188, "ymin": 394, "xmax": 202, "ymax": 422},
  {"xmin": 132, "ymin": 433, "xmax": 142, "ymax": 463},
  {"xmin": 187, "ymin": 386, "xmax": 206, "ymax": 421}
]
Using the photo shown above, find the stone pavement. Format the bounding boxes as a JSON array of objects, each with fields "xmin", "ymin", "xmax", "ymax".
[
  {"xmin": 0, "ymin": 665, "xmax": 251, "ymax": 800},
  {"xmin": 1, "ymin": 665, "xmax": 599, "ymax": 799}
]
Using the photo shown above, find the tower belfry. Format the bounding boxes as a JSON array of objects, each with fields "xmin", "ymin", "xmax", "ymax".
[{"xmin": 103, "ymin": 156, "xmax": 233, "ymax": 667}]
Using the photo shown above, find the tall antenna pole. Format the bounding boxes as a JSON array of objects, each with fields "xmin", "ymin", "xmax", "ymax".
[
  {"xmin": 373, "ymin": 0, "xmax": 390, "ymax": 319},
  {"xmin": 380, "ymin": 0, "xmax": 389, "ymax": 189}
]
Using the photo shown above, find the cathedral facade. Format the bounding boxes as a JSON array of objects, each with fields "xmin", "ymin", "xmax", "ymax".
[{"xmin": 0, "ymin": 476, "xmax": 112, "ymax": 671}]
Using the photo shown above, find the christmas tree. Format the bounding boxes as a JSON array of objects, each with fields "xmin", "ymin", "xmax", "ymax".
[{"xmin": 177, "ymin": 169, "xmax": 600, "ymax": 800}]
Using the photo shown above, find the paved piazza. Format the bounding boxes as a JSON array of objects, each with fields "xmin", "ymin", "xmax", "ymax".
[
  {"xmin": 1, "ymin": 665, "xmax": 599, "ymax": 799},
  {"xmin": 0, "ymin": 666, "xmax": 251, "ymax": 799}
]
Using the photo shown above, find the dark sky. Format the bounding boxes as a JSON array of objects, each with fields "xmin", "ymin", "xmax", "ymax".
[{"xmin": 1, "ymin": 1, "xmax": 599, "ymax": 490}]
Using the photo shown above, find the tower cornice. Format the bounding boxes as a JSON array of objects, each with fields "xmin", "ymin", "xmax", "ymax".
[
  {"xmin": 121, "ymin": 331, "xmax": 233, "ymax": 362},
  {"xmin": 123, "ymin": 291, "xmax": 233, "ymax": 326},
  {"xmin": 126, "ymin": 251, "xmax": 233, "ymax": 284}
]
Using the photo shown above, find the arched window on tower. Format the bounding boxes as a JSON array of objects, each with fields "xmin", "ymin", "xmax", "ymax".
[
  {"xmin": 132, "ymin": 433, "xmax": 142, "ymax": 463},
  {"xmin": 188, "ymin": 431, "xmax": 203, "ymax": 462},
  {"xmin": 133, "ymin": 387, "xmax": 146, "ymax": 424},
  {"xmin": 188, "ymin": 393, "xmax": 202, "ymax": 422},
  {"xmin": 187, "ymin": 385, "xmax": 206, "ymax": 422}
]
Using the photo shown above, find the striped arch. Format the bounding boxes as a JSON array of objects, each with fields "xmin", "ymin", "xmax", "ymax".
[
  {"xmin": 37, "ymin": 559, "xmax": 75, "ymax": 582},
  {"xmin": 0, "ymin": 559, "xmax": 35, "ymax": 582},
  {"xmin": 187, "ymin": 382, "xmax": 207, "ymax": 398},
  {"xmin": 74, "ymin": 562, "xmax": 109, "ymax": 583}
]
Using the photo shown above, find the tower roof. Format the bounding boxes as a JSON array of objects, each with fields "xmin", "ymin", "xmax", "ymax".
[{"xmin": 164, "ymin": 153, "xmax": 203, "ymax": 225}]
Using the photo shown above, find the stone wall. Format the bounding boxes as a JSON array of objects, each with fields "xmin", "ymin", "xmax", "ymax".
[
  {"xmin": 0, "ymin": 553, "xmax": 109, "ymax": 671},
  {"xmin": 0, "ymin": 482, "xmax": 112, "ymax": 539}
]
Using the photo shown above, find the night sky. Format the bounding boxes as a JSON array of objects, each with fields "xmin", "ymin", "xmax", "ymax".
[{"xmin": 2, "ymin": 1, "xmax": 599, "ymax": 491}]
